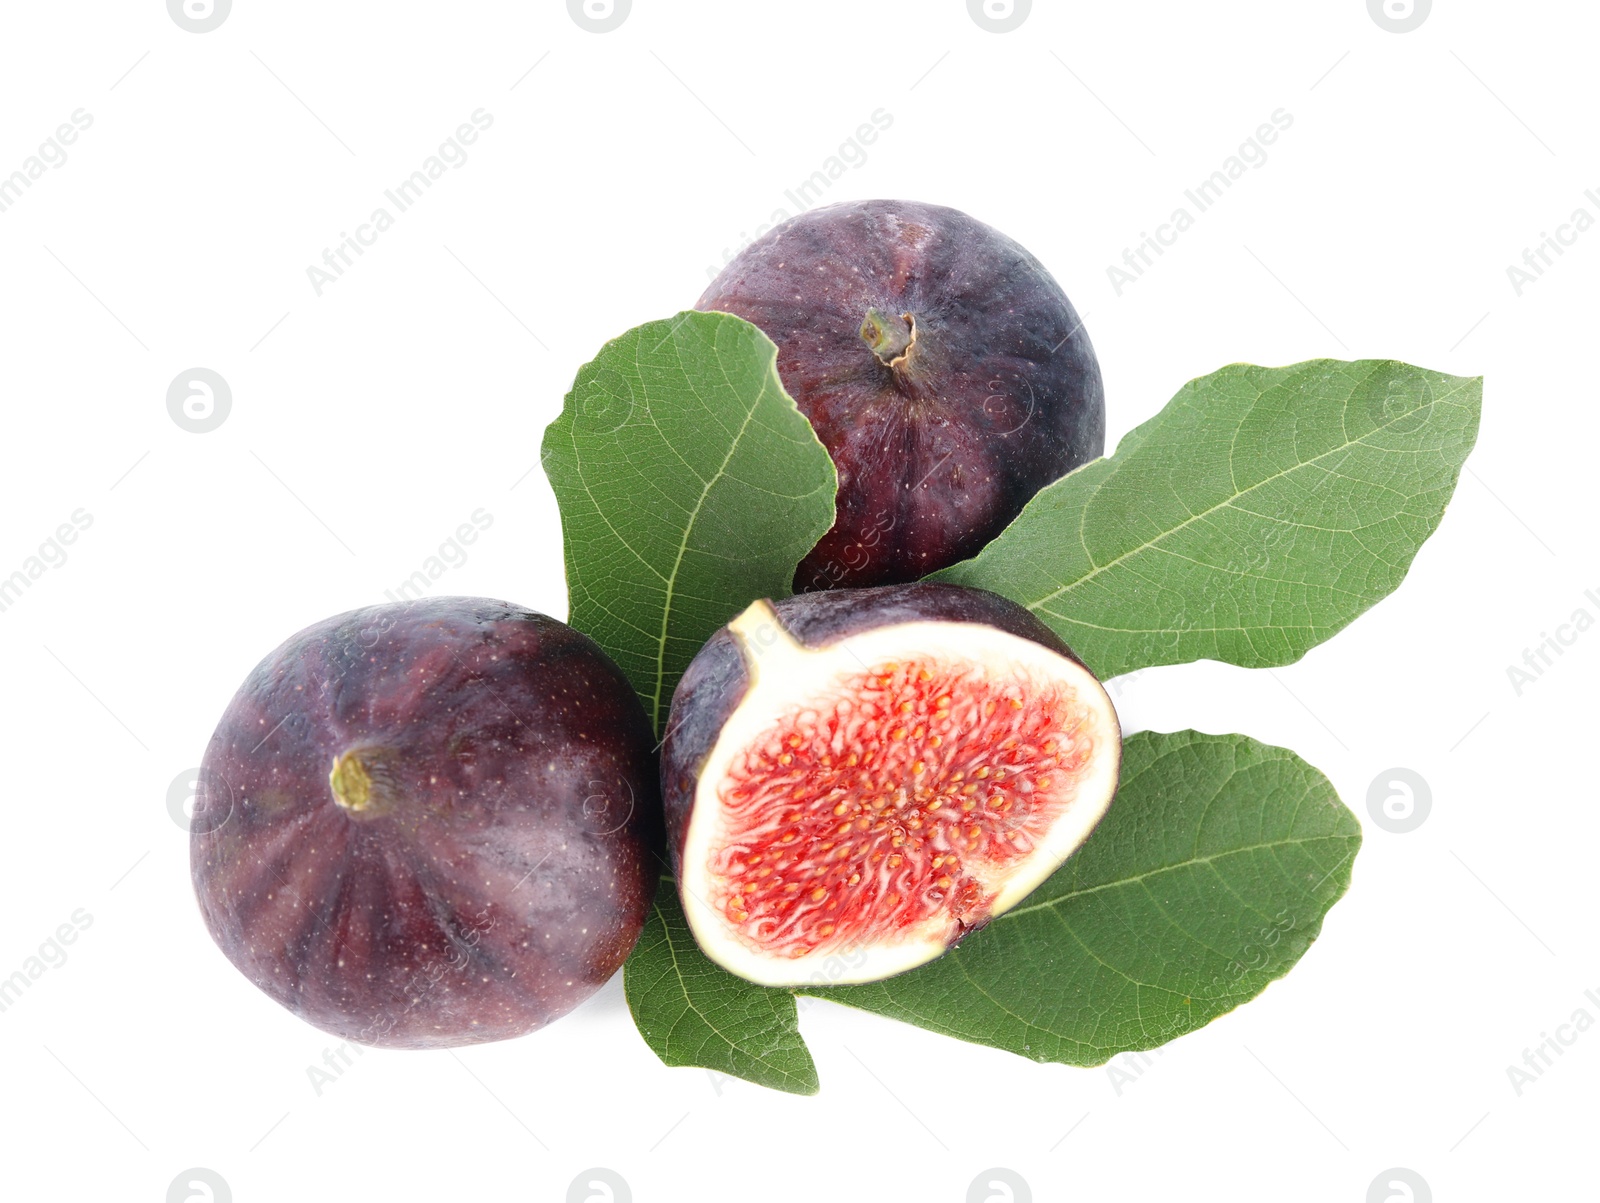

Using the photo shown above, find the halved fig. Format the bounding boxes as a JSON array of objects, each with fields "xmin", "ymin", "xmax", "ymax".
[{"xmin": 661, "ymin": 583, "xmax": 1121, "ymax": 987}]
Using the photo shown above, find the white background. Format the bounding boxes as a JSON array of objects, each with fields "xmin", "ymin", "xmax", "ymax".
[{"xmin": 0, "ymin": 2, "xmax": 1594, "ymax": 1200}]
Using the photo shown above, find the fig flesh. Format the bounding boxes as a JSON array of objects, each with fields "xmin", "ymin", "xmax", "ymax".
[{"xmin": 661, "ymin": 583, "xmax": 1120, "ymax": 987}]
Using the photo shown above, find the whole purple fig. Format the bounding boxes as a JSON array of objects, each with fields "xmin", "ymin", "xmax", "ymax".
[
  {"xmin": 698, "ymin": 199, "xmax": 1104, "ymax": 590},
  {"xmin": 191, "ymin": 598, "xmax": 658, "ymax": 1049}
]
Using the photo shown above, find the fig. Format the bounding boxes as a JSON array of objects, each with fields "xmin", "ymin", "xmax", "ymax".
[
  {"xmin": 190, "ymin": 598, "xmax": 658, "ymax": 1049},
  {"xmin": 697, "ymin": 199, "xmax": 1104, "ymax": 591},
  {"xmin": 660, "ymin": 583, "xmax": 1121, "ymax": 987}
]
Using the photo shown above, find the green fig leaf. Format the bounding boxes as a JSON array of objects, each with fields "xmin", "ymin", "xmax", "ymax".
[
  {"xmin": 543, "ymin": 311, "xmax": 833, "ymax": 1092},
  {"xmin": 807, "ymin": 730, "xmax": 1361, "ymax": 1064},
  {"xmin": 623, "ymin": 882, "xmax": 819, "ymax": 1096},
  {"xmin": 541, "ymin": 310, "xmax": 836, "ymax": 733},
  {"xmin": 933, "ymin": 360, "xmax": 1482, "ymax": 679}
]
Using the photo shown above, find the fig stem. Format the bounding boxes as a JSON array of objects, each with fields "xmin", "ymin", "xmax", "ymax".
[
  {"xmin": 329, "ymin": 750, "xmax": 376, "ymax": 813},
  {"xmin": 859, "ymin": 307, "xmax": 917, "ymax": 369},
  {"xmin": 727, "ymin": 599, "xmax": 807, "ymax": 679}
]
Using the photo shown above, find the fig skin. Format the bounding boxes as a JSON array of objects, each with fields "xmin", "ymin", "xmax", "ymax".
[
  {"xmin": 659, "ymin": 582, "xmax": 1097, "ymax": 876},
  {"xmin": 191, "ymin": 598, "xmax": 659, "ymax": 1050},
  {"xmin": 697, "ymin": 199, "xmax": 1104, "ymax": 590}
]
